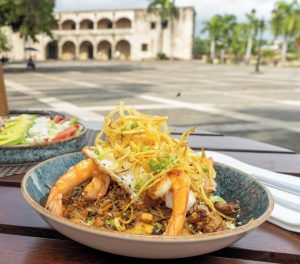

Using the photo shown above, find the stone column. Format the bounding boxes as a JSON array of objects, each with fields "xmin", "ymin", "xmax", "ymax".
[
  {"xmin": 76, "ymin": 21, "xmax": 80, "ymax": 31},
  {"xmin": 111, "ymin": 38, "xmax": 116, "ymax": 60},
  {"xmin": 93, "ymin": 42, "xmax": 98, "ymax": 60},
  {"xmin": 58, "ymin": 42, "xmax": 63, "ymax": 60},
  {"xmin": 75, "ymin": 41, "xmax": 80, "ymax": 60}
]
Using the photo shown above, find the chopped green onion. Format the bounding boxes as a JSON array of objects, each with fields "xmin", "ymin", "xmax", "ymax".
[
  {"xmin": 121, "ymin": 121, "xmax": 139, "ymax": 132},
  {"xmin": 203, "ymin": 167, "xmax": 209, "ymax": 173},
  {"xmin": 148, "ymin": 153, "xmax": 177, "ymax": 173},
  {"xmin": 210, "ymin": 195, "xmax": 226, "ymax": 204},
  {"xmin": 141, "ymin": 145, "xmax": 151, "ymax": 152},
  {"xmin": 130, "ymin": 122, "xmax": 138, "ymax": 129},
  {"xmin": 153, "ymin": 222, "xmax": 164, "ymax": 234},
  {"xmin": 97, "ymin": 153, "xmax": 106, "ymax": 160},
  {"xmin": 105, "ymin": 219, "xmax": 116, "ymax": 228},
  {"xmin": 133, "ymin": 179, "xmax": 146, "ymax": 192},
  {"xmin": 148, "ymin": 159, "xmax": 161, "ymax": 173},
  {"xmin": 94, "ymin": 149, "xmax": 106, "ymax": 160},
  {"xmin": 87, "ymin": 218, "xmax": 94, "ymax": 226}
]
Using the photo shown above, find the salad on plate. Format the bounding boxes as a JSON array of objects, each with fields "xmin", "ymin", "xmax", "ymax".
[{"xmin": 0, "ymin": 114, "xmax": 83, "ymax": 146}]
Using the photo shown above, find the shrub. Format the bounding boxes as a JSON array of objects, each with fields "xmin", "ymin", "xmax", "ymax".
[{"xmin": 157, "ymin": 52, "xmax": 168, "ymax": 60}]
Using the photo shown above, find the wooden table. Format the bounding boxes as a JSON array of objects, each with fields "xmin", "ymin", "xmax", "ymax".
[{"xmin": 0, "ymin": 128, "xmax": 299, "ymax": 264}]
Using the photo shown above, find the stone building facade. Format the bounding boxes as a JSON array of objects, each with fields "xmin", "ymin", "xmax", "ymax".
[{"xmin": 2, "ymin": 7, "xmax": 195, "ymax": 61}]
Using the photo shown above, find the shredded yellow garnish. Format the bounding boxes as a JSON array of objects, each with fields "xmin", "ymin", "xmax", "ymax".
[{"xmin": 95, "ymin": 102, "xmax": 232, "ymax": 221}]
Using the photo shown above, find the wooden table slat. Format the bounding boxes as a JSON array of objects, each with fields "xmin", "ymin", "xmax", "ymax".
[
  {"xmin": 220, "ymin": 152, "xmax": 300, "ymax": 176},
  {"xmin": 0, "ymin": 186, "xmax": 299, "ymax": 260},
  {"xmin": 0, "ymin": 186, "xmax": 48, "ymax": 228},
  {"xmin": 0, "ymin": 233, "xmax": 272, "ymax": 264},
  {"xmin": 0, "ymin": 173, "xmax": 24, "ymax": 187},
  {"xmin": 185, "ymin": 135, "xmax": 294, "ymax": 153}
]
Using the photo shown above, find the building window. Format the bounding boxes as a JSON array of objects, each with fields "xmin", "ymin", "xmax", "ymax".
[
  {"xmin": 141, "ymin": 44, "xmax": 148, "ymax": 51},
  {"xmin": 150, "ymin": 22, "xmax": 156, "ymax": 29},
  {"xmin": 162, "ymin": 20, "xmax": 168, "ymax": 29}
]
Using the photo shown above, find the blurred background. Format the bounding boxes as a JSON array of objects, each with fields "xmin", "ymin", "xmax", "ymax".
[{"xmin": 1, "ymin": 0, "xmax": 300, "ymax": 151}]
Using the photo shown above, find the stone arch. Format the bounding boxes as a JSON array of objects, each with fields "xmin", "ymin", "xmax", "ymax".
[
  {"xmin": 97, "ymin": 18, "xmax": 113, "ymax": 29},
  {"xmin": 115, "ymin": 18, "xmax": 132, "ymax": 29},
  {"xmin": 97, "ymin": 40, "xmax": 112, "ymax": 60},
  {"xmin": 62, "ymin": 19, "xmax": 76, "ymax": 30},
  {"xmin": 62, "ymin": 41, "xmax": 76, "ymax": 60},
  {"xmin": 115, "ymin": 40, "xmax": 131, "ymax": 60},
  {"xmin": 79, "ymin": 41, "xmax": 94, "ymax": 60},
  {"xmin": 79, "ymin": 19, "xmax": 94, "ymax": 29},
  {"xmin": 46, "ymin": 41, "xmax": 58, "ymax": 59}
]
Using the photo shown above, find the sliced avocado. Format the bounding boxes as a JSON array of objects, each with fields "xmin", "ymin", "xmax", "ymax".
[{"xmin": 0, "ymin": 115, "xmax": 36, "ymax": 146}]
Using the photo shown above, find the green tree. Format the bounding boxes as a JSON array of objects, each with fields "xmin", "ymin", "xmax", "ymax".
[
  {"xmin": 255, "ymin": 19, "xmax": 266, "ymax": 73},
  {"xmin": 0, "ymin": 31, "xmax": 9, "ymax": 53},
  {"xmin": 147, "ymin": 0, "xmax": 178, "ymax": 58},
  {"xmin": 244, "ymin": 10, "xmax": 260, "ymax": 64},
  {"xmin": 193, "ymin": 37, "xmax": 210, "ymax": 59},
  {"xmin": 201, "ymin": 15, "xmax": 223, "ymax": 61},
  {"xmin": 0, "ymin": 0, "xmax": 55, "ymax": 41},
  {"xmin": 0, "ymin": 0, "xmax": 55, "ymax": 115},
  {"xmin": 230, "ymin": 23, "xmax": 248, "ymax": 63},
  {"xmin": 219, "ymin": 14, "xmax": 237, "ymax": 63},
  {"xmin": 271, "ymin": 0, "xmax": 300, "ymax": 64}
]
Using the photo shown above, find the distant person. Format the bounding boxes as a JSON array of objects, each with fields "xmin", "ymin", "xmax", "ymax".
[{"xmin": 27, "ymin": 56, "xmax": 36, "ymax": 70}]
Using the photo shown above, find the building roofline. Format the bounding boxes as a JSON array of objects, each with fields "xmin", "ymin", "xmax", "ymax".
[{"xmin": 54, "ymin": 6, "xmax": 195, "ymax": 15}]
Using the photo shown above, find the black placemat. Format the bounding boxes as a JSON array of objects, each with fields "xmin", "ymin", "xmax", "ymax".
[{"xmin": 0, "ymin": 163, "xmax": 36, "ymax": 177}]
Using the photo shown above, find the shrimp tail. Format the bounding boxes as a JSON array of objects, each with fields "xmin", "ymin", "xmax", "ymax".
[
  {"xmin": 45, "ymin": 159, "xmax": 100, "ymax": 216},
  {"xmin": 82, "ymin": 172, "xmax": 111, "ymax": 200},
  {"xmin": 164, "ymin": 170, "xmax": 190, "ymax": 236},
  {"xmin": 46, "ymin": 192, "xmax": 63, "ymax": 216}
]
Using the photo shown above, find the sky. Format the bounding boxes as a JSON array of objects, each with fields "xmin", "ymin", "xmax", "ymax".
[{"xmin": 55, "ymin": 0, "xmax": 278, "ymax": 35}]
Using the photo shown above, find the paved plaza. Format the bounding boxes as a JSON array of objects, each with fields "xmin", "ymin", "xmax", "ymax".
[{"xmin": 3, "ymin": 61, "xmax": 300, "ymax": 152}]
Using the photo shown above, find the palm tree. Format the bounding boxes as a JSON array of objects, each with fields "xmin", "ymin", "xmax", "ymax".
[
  {"xmin": 231, "ymin": 23, "xmax": 249, "ymax": 63},
  {"xmin": 201, "ymin": 15, "xmax": 223, "ymax": 61},
  {"xmin": 271, "ymin": 0, "xmax": 300, "ymax": 64},
  {"xmin": 255, "ymin": 19, "xmax": 266, "ymax": 73},
  {"xmin": 219, "ymin": 14, "xmax": 237, "ymax": 63},
  {"xmin": 148, "ymin": 0, "xmax": 178, "ymax": 57},
  {"xmin": 244, "ymin": 9, "xmax": 259, "ymax": 64}
]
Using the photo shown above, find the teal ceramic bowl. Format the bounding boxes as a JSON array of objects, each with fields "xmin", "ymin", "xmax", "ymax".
[
  {"xmin": 21, "ymin": 152, "xmax": 273, "ymax": 259},
  {"xmin": 0, "ymin": 111, "xmax": 86, "ymax": 164}
]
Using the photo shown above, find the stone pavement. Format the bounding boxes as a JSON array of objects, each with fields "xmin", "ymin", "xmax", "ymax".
[{"xmin": 3, "ymin": 60, "xmax": 300, "ymax": 152}]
